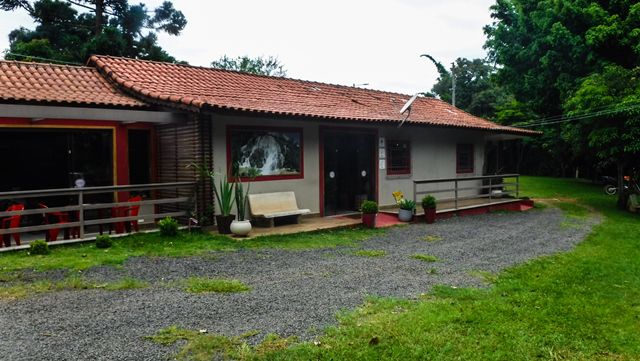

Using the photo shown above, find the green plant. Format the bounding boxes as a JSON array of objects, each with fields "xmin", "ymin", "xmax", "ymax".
[
  {"xmin": 95, "ymin": 235, "xmax": 112, "ymax": 249},
  {"xmin": 421, "ymin": 195, "xmax": 436, "ymax": 209},
  {"xmin": 188, "ymin": 163, "xmax": 235, "ymax": 216},
  {"xmin": 158, "ymin": 217, "xmax": 179, "ymax": 237},
  {"xmin": 29, "ymin": 240, "xmax": 50, "ymax": 255},
  {"xmin": 353, "ymin": 249, "xmax": 386, "ymax": 257},
  {"xmin": 233, "ymin": 167, "xmax": 259, "ymax": 221},
  {"xmin": 360, "ymin": 200, "xmax": 378, "ymax": 214},
  {"xmin": 398, "ymin": 198, "xmax": 416, "ymax": 211}
]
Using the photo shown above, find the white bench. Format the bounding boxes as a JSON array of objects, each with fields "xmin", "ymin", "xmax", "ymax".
[{"xmin": 248, "ymin": 191, "xmax": 310, "ymax": 227}]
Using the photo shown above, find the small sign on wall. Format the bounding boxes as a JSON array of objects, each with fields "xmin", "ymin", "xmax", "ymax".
[
  {"xmin": 378, "ymin": 137, "xmax": 385, "ymax": 148},
  {"xmin": 379, "ymin": 159, "xmax": 386, "ymax": 170},
  {"xmin": 378, "ymin": 148, "xmax": 386, "ymax": 159}
]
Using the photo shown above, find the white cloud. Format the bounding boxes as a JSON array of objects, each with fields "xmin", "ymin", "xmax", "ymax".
[{"xmin": 0, "ymin": 0, "xmax": 495, "ymax": 94}]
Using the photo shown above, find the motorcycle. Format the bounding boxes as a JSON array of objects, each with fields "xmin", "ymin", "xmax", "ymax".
[{"xmin": 602, "ymin": 175, "xmax": 640, "ymax": 196}]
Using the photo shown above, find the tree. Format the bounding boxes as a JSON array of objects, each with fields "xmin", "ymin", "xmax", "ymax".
[
  {"xmin": 211, "ymin": 55, "xmax": 287, "ymax": 77},
  {"xmin": 423, "ymin": 55, "xmax": 511, "ymax": 120},
  {"xmin": 484, "ymin": 0, "xmax": 640, "ymax": 203},
  {"xmin": 1, "ymin": 0, "xmax": 186, "ymax": 63}
]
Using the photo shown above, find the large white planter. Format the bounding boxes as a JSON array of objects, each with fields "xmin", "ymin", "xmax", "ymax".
[
  {"xmin": 398, "ymin": 208, "xmax": 414, "ymax": 222},
  {"xmin": 230, "ymin": 220, "xmax": 252, "ymax": 236}
]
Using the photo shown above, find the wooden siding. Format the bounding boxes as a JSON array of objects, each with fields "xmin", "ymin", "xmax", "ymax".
[{"xmin": 156, "ymin": 113, "xmax": 213, "ymax": 223}]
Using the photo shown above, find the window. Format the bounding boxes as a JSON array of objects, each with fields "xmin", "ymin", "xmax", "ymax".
[
  {"xmin": 387, "ymin": 140, "xmax": 411, "ymax": 175},
  {"xmin": 227, "ymin": 126, "xmax": 303, "ymax": 181},
  {"xmin": 456, "ymin": 144, "xmax": 474, "ymax": 173}
]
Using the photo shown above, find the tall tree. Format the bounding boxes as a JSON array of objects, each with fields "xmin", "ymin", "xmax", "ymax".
[
  {"xmin": 424, "ymin": 55, "xmax": 511, "ymax": 120},
  {"xmin": 211, "ymin": 55, "xmax": 287, "ymax": 77},
  {"xmin": 1, "ymin": 0, "xmax": 186, "ymax": 63},
  {"xmin": 484, "ymin": 0, "xmax": 640, "ymax": 207}
]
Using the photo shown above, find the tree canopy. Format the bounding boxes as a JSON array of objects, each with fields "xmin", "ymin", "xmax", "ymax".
[
  {"xmin": 484, "ymin": 0, "xmax": 640, "ymax": 206},
  {"xmin": 211, "ymin": 55, "xmax": 287, "ymax": 77},
  {"xmin": 1, "ymin": 0, "xmax": 186, "ymax": 63}
]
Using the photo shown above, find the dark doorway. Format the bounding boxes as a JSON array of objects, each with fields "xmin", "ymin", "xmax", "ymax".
[
  {"xmin": 128, "ymin": 129, "xmax": 152, "ymax": 186},
  {"xmin": 322, "ymin": 130, "xmax": 376, "ymax": 216}
]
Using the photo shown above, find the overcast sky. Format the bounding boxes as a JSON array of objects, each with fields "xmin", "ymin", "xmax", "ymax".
[{"xmin": 0, "ymin": 0, "xmax": 496, "ymax": 95}]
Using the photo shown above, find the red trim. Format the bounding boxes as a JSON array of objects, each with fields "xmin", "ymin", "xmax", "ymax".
[
  {"xmin": 386, "ymin": 139, "xmax": 411, "ymax": 175},
  {"xmin": 456, "ymin": 143, "xmax": 474, "ymax": 174},
  {"xmin": 225, "ymin": 125, "xmax": 304, "ymax": 182},
  {"xmin": 318, "ymin": 125, "xmax": 379, "ymax": 217}
]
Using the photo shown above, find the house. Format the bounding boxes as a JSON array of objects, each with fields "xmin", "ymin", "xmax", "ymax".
[{"xmin": 0, "ymin": 56, "xmax": 537, "ymax": 222}]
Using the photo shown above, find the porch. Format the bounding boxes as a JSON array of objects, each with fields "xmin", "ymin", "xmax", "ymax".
[{"xmin": 0, "ymin": 182, "xmax": 195, "ymax": 252}]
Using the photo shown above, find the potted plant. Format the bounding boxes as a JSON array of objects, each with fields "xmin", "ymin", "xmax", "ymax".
[
  {"xmin": 421, "ymin": 195, "xmax": 437, "ymax": 224},
  {"xmin": 188, "ymin": 163, "xmax": 235, "ymax": 234},
  {"xmin": 230, "ymin": 173, "xmax": 256, "ymax": 237},
  {"xmin": 398, "ymin": 198, "xmax": 415, "ymax": 222},
  {"xmin": 360, "ymin": 200, "xmax": 378, "ymax": 228}
]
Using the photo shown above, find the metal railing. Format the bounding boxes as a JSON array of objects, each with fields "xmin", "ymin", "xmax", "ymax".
[
  {"xmin": 0, "ymin": 182, "xmax": 196, "ymax": 242},
  {"xmin": 413, "ymin": 174, "xmax": 520, "ymax": 211}
]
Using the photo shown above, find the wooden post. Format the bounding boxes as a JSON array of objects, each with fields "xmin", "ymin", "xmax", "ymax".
[{"xmin": 78, "ymin": 191, "xmax": 85, "ymax": 239}]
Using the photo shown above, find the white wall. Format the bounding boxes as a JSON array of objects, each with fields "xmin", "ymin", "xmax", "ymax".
[{"xmin": 211, "ymin": 114, "xmax": 488, "ymax": 214}]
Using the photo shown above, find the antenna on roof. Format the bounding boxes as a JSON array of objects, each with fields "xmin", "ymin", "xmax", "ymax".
[{"xmin": 398, "ymin": 93, "xmax": 419, "ymax": 128}]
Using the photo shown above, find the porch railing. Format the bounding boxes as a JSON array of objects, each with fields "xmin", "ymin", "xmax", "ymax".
[
  {"xmin": 413, "ymin": 174, "xmax": 520, "ymax": 211},
  {"xmin": 0, "ymin": 182, "xmax": 196, "ymax": 243}
]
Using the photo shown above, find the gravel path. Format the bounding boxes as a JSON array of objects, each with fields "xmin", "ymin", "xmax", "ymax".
[{"xmin": 0, "ymin": 208, "xmax": 598, "ymax": 360}]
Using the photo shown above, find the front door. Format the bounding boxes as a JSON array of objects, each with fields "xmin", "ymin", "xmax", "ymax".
[{"xmin": 322, "ymin": 130, "xmax": 376, "ymax": 216}]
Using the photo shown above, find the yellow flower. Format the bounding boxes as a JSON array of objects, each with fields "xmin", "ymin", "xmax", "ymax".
[{"xmin": 392, "ymin": 191, "xmax": 404, "ymax": 204}]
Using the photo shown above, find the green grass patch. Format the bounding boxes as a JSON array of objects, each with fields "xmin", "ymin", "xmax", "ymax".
[
  {"xmin": 0, "ymin": 276, "xmax": 148, "ymax": 300},
  {"xmin": 352, "ymin": 250, "xmax": 386, "ymax": 257},
  {"xmin": 421, "ymin": 235, "xmax": 442, "ymax": 242},
  {"xmin": 242, "ymin": 177, "xmax": 640, "ymax": 360},
  {"xmin": 0, "ymin": 227, "xmax": 383, "ymax": 275},
  {"xmin": 146, "ymin": 326, "xmax": 296, "ymax": 360},
  {"xmin": 184, "ymin": 277, "xmax": 250, "ymax": 293},
  {"xmin": 411, "ymin": 253, "xmax": 440, "ymax": 262}
]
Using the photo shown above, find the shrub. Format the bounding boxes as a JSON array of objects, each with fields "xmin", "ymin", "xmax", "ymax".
[
  {"xmin": 158, "ymin": 217, "xmax": 179, "ymax": 236},
  {"xmin": 398, "ymin": 198, "xmax": 416, "ymax": 211},
  {"xmin": 95, "ymin": 235, "xmax": 112, "ymax": 249},
  {"xmin": 360, "ymin": 200, "xmax": 378, "ymax": 214},
  {"xmin": 29, "ymin": 240, "xmax": 50, "ymax": 255},
  {"xmin": 421, "ymin": 195, "xmax": 437, "ymax": 209}
]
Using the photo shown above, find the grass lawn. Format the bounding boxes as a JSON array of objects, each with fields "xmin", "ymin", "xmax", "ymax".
[
  {"xmin": 240, "ymin": 176, "xmax": 638, "ymax": 360},
  {"xmin": 0, "ymin": 227, "xmax": 383, "ymax": 274}
]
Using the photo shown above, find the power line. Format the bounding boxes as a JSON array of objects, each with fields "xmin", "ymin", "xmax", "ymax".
[
  {"xmin": 519, "ymin": 100, "xmax": 640, "ymax": 126},
  {"xmin": 518, "ymin": 103, "xmax": 640, "ymax": 128},
  {"xmin": 3, "ymin": 52, "xmax": 83, "ymax": 66}
]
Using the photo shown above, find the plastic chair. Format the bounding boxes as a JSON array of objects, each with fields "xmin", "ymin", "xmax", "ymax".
[
  {"xmin": 1, "ymin": 204, "xmax": 24, "ymax": 247},
  {"xmin": 125, "ymin": 196, "xmax": 142, "ymax": 232},
  {"xmin": 38, "ymin": 203, "xmax": 70, "ymax": 242}
]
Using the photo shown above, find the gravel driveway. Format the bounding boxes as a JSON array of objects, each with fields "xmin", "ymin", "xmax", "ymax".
[{"xmin": 0, "ymin": 208, "xmax": 597, "ymax": 360}]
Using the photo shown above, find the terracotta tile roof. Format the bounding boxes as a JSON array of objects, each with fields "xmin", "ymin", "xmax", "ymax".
[
  {"xmin": 0, "ymin": 60, "xmax": 147, "ymax": 108},
  {"xmin": 90, "ymin": 55, "xmax": 539, "ymax": 135}
]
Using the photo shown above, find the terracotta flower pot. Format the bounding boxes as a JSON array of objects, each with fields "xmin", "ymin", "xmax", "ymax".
[
  {"xmin": 424, "ymin": 208, "xmax": 436, "ymax": 224},
  {"xmin": 362, "ymin": 213, "xmax": 377, "ymax": 228},
  {"xmin": 215, "ymin": 214, "xmax": 236, "ymax": 234}
]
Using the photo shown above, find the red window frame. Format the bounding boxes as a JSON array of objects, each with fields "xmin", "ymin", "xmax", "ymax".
[
  {"xmin": 386, "ymin": 139, "xmax": 411, "ymax": 175},
  {"xmin": 226, "ymin": 125, "xmax": 304, "ymax": 182},
  {"xmin": 456, "ymin": 143, "xmax": 474, "ymax": 174}
]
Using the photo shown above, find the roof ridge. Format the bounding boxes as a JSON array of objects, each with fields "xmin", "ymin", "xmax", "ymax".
[
  {"xmin": 88, "ymin": 54, "xmax": 420, "ymax": 99},
  {"xmin": 0, "ymin": 59, "xmax": 95, "ymax": 71}
]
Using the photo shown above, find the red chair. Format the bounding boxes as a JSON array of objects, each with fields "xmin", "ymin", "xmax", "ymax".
[
  {"xmin": 38, "ymin": 203, "xmax": 70, "ymax": 242},
  {"xmin": 125, "ymin": 196, "xmax": 142, "ymax": 232},
  {"xmin": 1, "ymin": 204, "xmax": 24, "ymax": 247},
  {"xmin": 110, "ymin": 196, "xmax": 142, "ymax": 234}
]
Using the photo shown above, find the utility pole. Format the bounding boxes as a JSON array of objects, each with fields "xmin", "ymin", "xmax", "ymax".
[{"xmin": 451, "ymin": 62, "xmax": 456, "ymax": 107}]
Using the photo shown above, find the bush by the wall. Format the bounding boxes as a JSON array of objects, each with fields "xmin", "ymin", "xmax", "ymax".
[
  {"xmin": 29, "ymin": 240, "xmax": 50, "ymax": 255},
  {"xmin": 158, "ymin": 217, "xmax": 179, "ymax": 237},
  {"xmin": 95, "ymin": 234, "xmax": 112, "ymax": 249}
]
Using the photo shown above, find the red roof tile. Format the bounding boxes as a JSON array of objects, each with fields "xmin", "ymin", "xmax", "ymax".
[
  {"xmin": 0, "ymin": 60, "xmax": 147, "ymax": 108},
  {"xmin": 90, "ymin": 55, "xmax": 538, "ymax": 135}
]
